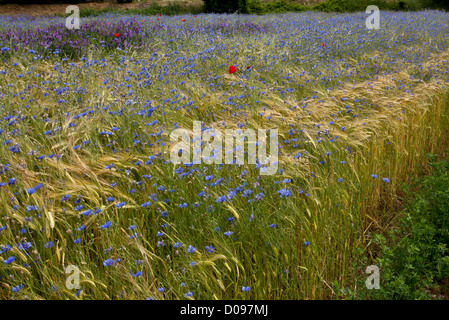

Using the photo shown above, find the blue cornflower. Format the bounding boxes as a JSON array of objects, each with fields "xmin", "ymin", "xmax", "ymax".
[
  {"xmin": 82, "ymin": 209, "xmax": 92, "ymax": 216},
  {"xmin": 0, "ymin": 245, "xmax": 12, "ymax": 253},
  {"xmin": 3, "ymin": 256, "xmax": 15, "ymax": 264},
  {"xmin": 205, "ymin": 245, "xmax": 215, "ymax": 253},
  {"xmin": 133, "ymin": 271, "xmax": 143, "ymax": 277},
  {"xmin": 26, "ymin": 205, "xmax": 38, "ymax": 212},
  {"xmin": 17, "ymin": 241, "xmax": 32, "ymax": 251},
  {"xmin": 103, "ymin": 259, "xmax": 114, "ymax": 267},
  {"xmin": 174, "ymin": 242, "xmax": 182, "ymax": 248},
  {"xmin": 242, "ymin": 286, "xmax": 250, "ymax": 292},
  {"xmin": 382, "ymin": 178, "xmax": 390, "ymax": 183},
  {"xmin": 44, "ymin": 241, "xmax": 54, "ymax": 249},
  {"xmin": 99, "ymin": 221, "xmax": 112, "ymax": 229},
  {"xmin": 277, "ymin": 188, "xmax": 292, "ymax": 197},
  {"xmin": 12, "ymin": 284, "xmax": 23, "ymax": 292},
  {"xmin": 215, "ymin": 195, "xmax": 227, "ymax": 203},
  {"xmin": 116, "ymin": 202, "xmax": 126, "ymax": 208},
  {"xmin": 187, "ymin": 245, "xmax": 196, "ymax": 253},
  {"xmin": 224, "ymin": 231, "xmax": 233, "ymax": 236}
]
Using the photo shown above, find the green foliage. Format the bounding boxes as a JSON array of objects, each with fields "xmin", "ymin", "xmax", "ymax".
[
  {"xmin": 420, "ymin": 0, "xmax": 449, "ymax": 10},
  {"xmin": 246, "ymin": 0, "xmax": 307, "ymax": 14},
  {"xmin": 312, "ymin": 0, "xmax": 449, "ymax": 12},
  {"xmin": 347, "ymin": 151, "xmax": 449, "ymax": 299},
  {"xmin": 245, "ymin": 0, "xmax": 438, "ymax": 15},
  {"xmin": 313, "ymin": 0, "xmax": 399, "ymax": 12},
  {"xmin": 0, "ymin": 0, "xmax": 96, "ymax": 3},
  {"xmin": 203, "ymin": 0, "xmax": 248, "ymax": 13},
  {"xmin": 79, "ymin": 2, "xmax": 203, "ymax": 17}
]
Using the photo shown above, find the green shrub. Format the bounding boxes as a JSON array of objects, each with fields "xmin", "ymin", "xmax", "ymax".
[
  {"xmin": 313, "ymin": 0, "xmax": 399, "ymax": 12},
  {"xmin": 0, "ymin": 0, "xmax": 96, "ymax": 3},
  {"xmin": 203, "ymin": 0, "xmax": 248, "ymax": 13},
  {"xmin": 247, "ymin": 0, "xmax": 265, "ymax": 14},
  {"xmin": 342, "ymin": 151, "xmax": 449, "ymax": 299},
  {"xmin": 78, "ymin": 2, "xmax": 202, "ymax": 17},
  {"xmin": 246, "ymin": 0, "xmax": 307, "ymax": 14}
]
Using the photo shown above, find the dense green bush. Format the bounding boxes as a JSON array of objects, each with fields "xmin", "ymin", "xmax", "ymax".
[
  {"xmin": 203, "ymin": 0, "xmax": 248, "ymax": 13},
  {"xmin": 312, "ymin": 0, "xmax": 449, "ymax": 12},
  {"xmin": 313, "ymin": 0, "xmax": 399, "ymax": 12},
  {"xmin": 0, "ymin": 0, "xmax": 96, "ymax": 4},
  {"xmin": 78, "ymin": 2, "xmax": 202, "ymax": 17},
  {"xmin": 244, "ymin": 0, "xmax": 446, "ymax": 15},
  {"xmin": 340, "ymin": 151, "xmax": 449, "ymax": 299},
  {"xmin": 421, "ymin": 0, "xmax": 449, "ymax": 9},
  {"xmin": 246, "ymin": 0, "xmax": 307, "ymax": 14}
]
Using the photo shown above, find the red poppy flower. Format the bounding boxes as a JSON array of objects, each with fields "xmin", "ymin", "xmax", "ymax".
[
  {"xmin": 247, "ymin": 66, "xmax": 251, "ymax": 69},
  {"xmin": 114, "ymin": 33, "xmax": 120, "ymax": 38},
  {"xmin": 322, "ymin": 43, "xmax": 325, "ymax": 47},
  {"xmin": 182, "ymin": 19, "xmax": 186, "ymax": 22},
  {"xmin": 160, "ymin": 13, "xmax": 162, "ymax": 16},
  {"xmin": 229, "ymin": 66, "xmax": 237, "ymax": 74}
]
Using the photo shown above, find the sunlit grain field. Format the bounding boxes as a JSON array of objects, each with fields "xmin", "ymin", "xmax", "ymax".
[{"xmin": 0, "ymin": 10, "xmax": 449, "ymax": 300}]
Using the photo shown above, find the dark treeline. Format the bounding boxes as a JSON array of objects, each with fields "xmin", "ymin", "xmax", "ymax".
[{"xmin": 0, "ymin": 0, "xmax": 447, "ymax": 12}]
